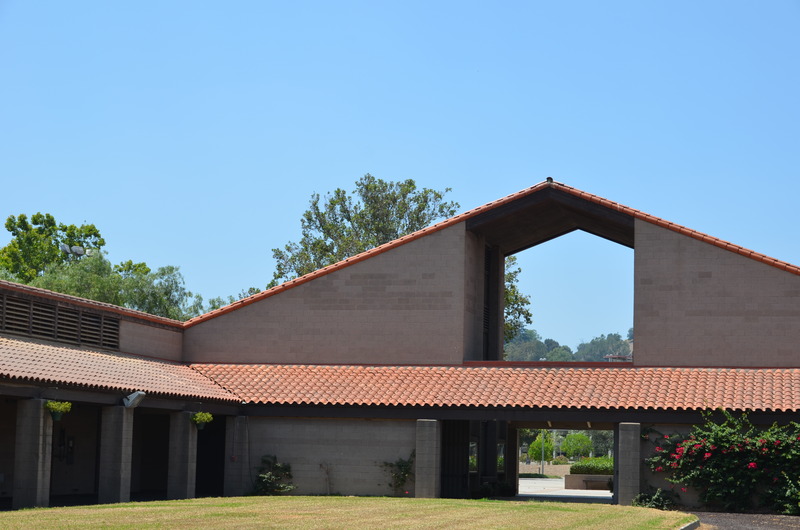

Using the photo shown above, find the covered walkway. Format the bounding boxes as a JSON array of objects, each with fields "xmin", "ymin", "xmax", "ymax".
[{"xmin": 518, "ymin": 478, "xmax": 612, "ymax": 503}]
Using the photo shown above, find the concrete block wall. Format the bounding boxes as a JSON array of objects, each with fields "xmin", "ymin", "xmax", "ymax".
[
  {"xmin": 98, "ymin": 406, "xmax": 134, "ymax": 504},
  {"xmin": 640, "ymin": 423, "xmax": 702, "ymax": 508},
  {"xmin": 634, "ymin": 220, "xmax": 800, "ymax": 367},
  {"xmin": 119, "ymin": 320, "xmax": 183, "ymax": 361},
  {"xmin": 167, "ymin": 411, "xmax": 197, "ymax": 500},
  {"xmin": 415, "ymin": 419, "xmax": 441, "ymax": 497},
  {"xmin": 184, "ymin": 224, "xmax": 472, "ymax": 365},
  {"xmin": 245, "ymin": 417, "xmax": 417, "ymax": 496},
  {"xmin": 462, "ymin": 231, "xmax": 486, "ymax": 361},
  {"xmin": 13, "ymin": 399, "xmax": 52, "ymax": 509},
  {"xmin": 614, "ymin": 422, "xmax": 640, "ymax": 505}
]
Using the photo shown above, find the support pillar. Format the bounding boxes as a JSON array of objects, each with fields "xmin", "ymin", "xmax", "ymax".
[
  {"xmin": 478, "ymin": 420, "xmax": 499, "ymax": 486},
  {"xmin": 168, "ymin": 411, "xmax": 197, "ymax": 500},
  {"xmin": 223, "ymin": 416, "xmax": 250, "ymax": 497},
  {"xmin": 12, "ymin": 399, "xmax": 52, "ymax": 509},
  {"xmin": 415, "ymin": 419, "xmax": 441, "ymax": 498},
  {"xmin": 505, "ymin": 424, "xmax": 518, "ymax": 494},
  {"xmin": 614, "ymin": 422, "xmax": 641, "ymax": 505},
  {"xmin": 98, "ymin": 406, "xmax": 134, "ymax": 504}
]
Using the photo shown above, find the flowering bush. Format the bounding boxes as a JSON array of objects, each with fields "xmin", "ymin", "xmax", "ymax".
[{"xmin": 645, "ymin": 410, "xmax": 800, "ymax": 513}]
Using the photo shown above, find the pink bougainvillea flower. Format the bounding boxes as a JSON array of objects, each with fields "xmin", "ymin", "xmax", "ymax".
[
  {"xmin": 747, "ymin": 462, "xmax": 757, "ymax": 469},
  {"xmin": 655, "ymin": 447, "xmax": 663, "ymax": 452},
  {"xmin": 664, "ymin": 435, "xmax": 670, "ymax": 439},
  {"xmin": 681, "ymin": 487, "xmax": 687, "ymax": 492},
  {"xmin": 655, "ymin": 466, "xmax": 664, "ymax": 472},
  {"xmin": 704, "ymin": 452, "xmax": 712, "ymax": 459}
]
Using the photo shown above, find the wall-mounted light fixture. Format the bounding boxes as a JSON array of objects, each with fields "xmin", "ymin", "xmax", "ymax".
[{"xmin": 123, "ymin": 391, "xmax": 146, "ymax": 408}]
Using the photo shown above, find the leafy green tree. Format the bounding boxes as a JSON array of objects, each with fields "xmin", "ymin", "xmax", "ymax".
[
  {"xmin": 562, "ymin": 432, "xmax": 593, "ymax": 458},
  {"xmin": 574, "ymin": 332, "xmax": 630, "ymax": 362},
  {"xmin": 504, "ymin": 256, "xmax": 533, "ymax": 342},
  {"xmin": 0, "ymin": 213, "xmax": 104, "ymax": 282},
  {"xmin": 504, "ymin": 328, "xmax": 547, "ymax": 361},
  {"xmin": 31, "ymin": 251, "xmax": 123, "ymax": 306},
  {"xmin": 30, "ymin": 252, "xmax": 203, "ymax": 320},
  {"xmin": 271, "ymin": 175, "xmax": 533, "ymax": 342},
  {"xmin": 591, "ymin": 430, "xmax": 614, "ymax": 457},
  {"xmin": 205, "ymin": 287, "xmax": 263, "ymax": 311},
  {"xmin": 504, "ymin": 329, "xmax": 574, "ymax": 361},
  {"xmin": 528, "ymin": 430, "xmax": 555, "ymax": 461},
  {"xmin": 271, "ymin": 174, "xmax": 460, "ymax": 283}
]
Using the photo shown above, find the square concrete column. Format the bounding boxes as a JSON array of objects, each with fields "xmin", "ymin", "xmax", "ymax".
[
  {"xmin": 98, "ymin": 406, "xmax": 134, "ymax": 504},
  {"xmin": 224, "ymin": 416, "xmax": 250, "ymax": 497},
  {"xmin": 415, "ymin": 419, "xmax": 441, "ymax": 498},
  {"xmin": 13, "ymin": 399, "xmax": 52, "ymax": 509},
  {"xmin": 504, "ymin": 424, "xmax": 519, "ymax": 494},
  {"xmin": 167, "ymin": 411, "xmax": 197, "ymax": 500},
  {"xmin": 614, "ymin": 422, "xmax": 641, "ymax": 505}
]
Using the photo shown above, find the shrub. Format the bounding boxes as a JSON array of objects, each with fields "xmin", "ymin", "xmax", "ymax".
[
  {"xmin": 570, "ymin": 456, "xmax": 614, "ymax": 475},
  {"xmin": 253, "ymin": 455, "xmax": 295, "ymax": 495},
  {"xmin": 645, "ymin": 410, "xmax": 800, "ymax": 513},
  {"xmin": 551, "ymin": 455, "xmax": 569, "ymax": 465},
  {"xmin": 632, "ymin": 488, "xmax": 675, "ymax": 510}
]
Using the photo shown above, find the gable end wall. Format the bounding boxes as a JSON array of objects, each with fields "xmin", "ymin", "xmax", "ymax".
[
  {"xmin": 634, "ymin": 220, "xmax": 800, "ymax": 367},
  {"xmin": 183, "ymin": 224, "xmax": 470, "ymax": 364}
]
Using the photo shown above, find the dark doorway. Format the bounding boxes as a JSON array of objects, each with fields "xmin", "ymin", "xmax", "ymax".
[
  {"xmin": 131, "ymin": 411, "xmax": 169, "ymax": 501},
  {"xmin": 195, "ymin": 416, "xmax": 225, "ymax": 497},
  {"xmin": 440, "ymin": 420, "xmax": 470, "ymax": 498}
]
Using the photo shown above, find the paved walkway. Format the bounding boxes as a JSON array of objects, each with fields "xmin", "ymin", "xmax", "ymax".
[{"xmin": 518, "ymin": 478, "xmax": 613, "ymax": 503}]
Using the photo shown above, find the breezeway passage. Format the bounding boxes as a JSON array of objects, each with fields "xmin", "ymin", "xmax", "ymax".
[{"xmin": 518, "ymin": 478, "xmax": 612, "ymax": 503}]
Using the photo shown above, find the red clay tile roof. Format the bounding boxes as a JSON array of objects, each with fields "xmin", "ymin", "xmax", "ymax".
[
  {"xmin": 0, "ymin": 335, "xmax": 237, "ymax": 402},
  {"xmin": 0, "ymin": 280, "xmax": 183, "ymax": 328},
  {"xmin": 192, "ymin": 363, "xmax": 800, "ymax": 412},
  {"xmin": 186, "ymin": 179, "xmax": 800, "ymax": 327}
]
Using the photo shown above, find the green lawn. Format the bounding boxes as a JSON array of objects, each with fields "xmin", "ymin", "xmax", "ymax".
[{"xmin": 0, "ymin": 496, "xmax": 697, "ymax": 529}]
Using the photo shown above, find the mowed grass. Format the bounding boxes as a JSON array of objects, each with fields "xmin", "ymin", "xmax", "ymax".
[{"xmin": 0, "ymin": 496, "xmax": 696, "ymax": 529}]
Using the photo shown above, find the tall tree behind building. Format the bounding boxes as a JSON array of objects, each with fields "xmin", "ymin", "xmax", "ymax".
[{"xmin": 0, "ymin": 213, "xmax": 202, "ymax": 320}]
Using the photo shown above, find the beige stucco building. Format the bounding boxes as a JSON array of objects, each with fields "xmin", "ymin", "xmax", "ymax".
[{"xmin": 2, "ymin": 179, "xmax": 800, "ymax": 509}]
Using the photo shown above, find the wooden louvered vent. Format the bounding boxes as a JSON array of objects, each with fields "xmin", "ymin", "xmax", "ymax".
[{"xmin": 0, "ymin": 293, "xmax": 119, "ymax": 350}]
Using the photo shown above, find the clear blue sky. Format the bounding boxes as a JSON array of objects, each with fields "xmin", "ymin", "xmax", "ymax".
[{"xmin": 1, "ymin": 2, "xmax": 798, "ymax": 350}]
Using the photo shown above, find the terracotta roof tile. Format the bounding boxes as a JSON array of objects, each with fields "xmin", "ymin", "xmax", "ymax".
[
  {"xmin": 0, "ymin": 335, "xmax": 237, "ymax": 402},
  {"xmin": 191, "ymin": 363, "xmax": 800, "ymax": 412},
  {"xmin": 185, "ymin": 180, "xmax": 800, "ymax": 327}
]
